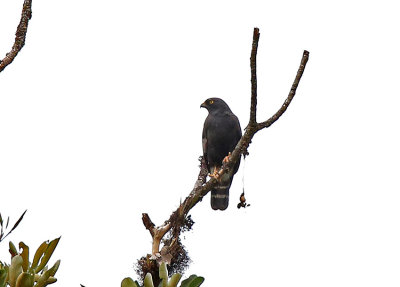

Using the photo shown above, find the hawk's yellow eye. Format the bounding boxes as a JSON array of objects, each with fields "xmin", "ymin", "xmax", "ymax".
[{"xmin": 209, "ymin": 100, "xmax": 214, "ymax": 104}]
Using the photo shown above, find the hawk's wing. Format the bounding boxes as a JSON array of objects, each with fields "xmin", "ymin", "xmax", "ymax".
[{"xmin": 202, "ymin": 117, "xmax": 209, "ymax": 171}]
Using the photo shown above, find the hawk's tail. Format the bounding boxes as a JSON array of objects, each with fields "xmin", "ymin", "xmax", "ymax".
[{"xmin": 211, "ymin": 185, "xmax": 230, "ymax": 210}]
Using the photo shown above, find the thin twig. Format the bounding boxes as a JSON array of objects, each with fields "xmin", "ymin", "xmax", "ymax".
[
  {"xmin": 0, "ymin": 0, "xmax": 33, "ymax": 73},
  {"xmin": 249, "ymin": 28, "xmax": 260, "ymax": 126},
  {"xmin": 257, "ymin": 50, "xmax": 309, "ymax": 130}
]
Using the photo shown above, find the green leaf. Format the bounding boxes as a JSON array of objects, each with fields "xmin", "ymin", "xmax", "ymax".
[
  {"xmin": 35, "ymin": 237, "xmax": 60, "ymax": 273},
  {"xmin": 9, "ymin": 255, "xmax": 23, "ymax": 287},
  {"xmin": 0, "ymin": 215, "xmax": 3, "ymax": 242},
  {"xmin": 180, "ymin": 275, "xmax": 195, "ymax": 287},
  {"xmin": 9, "ymin": 242, "xmax": 18, "ymax": 258},
  {"xmin": 0, "ymin": 211, "xmax": 27, "ymax": 243},
  {"xmin": 187, "ymin": 277, "xmax": 204, "ymax": 287},
  {"xmin": 15, "ymin": 272, "xmax": 34, "ymax": 287},
  {"xmin": 7, "ymin": 210, "xmax": 27, "ymax": 237},
  {"xmin": 144, "ymin": 273, "xmax": 154, "ymax": 287},
  {"xmin": 18, "ymin": 242, "xmax": 29, "ymax": 272},
  {"xmin": 0, "ymin": 269, "xmax": 8, "ymax": 287},
  {"xmin": 121, "ymin": 277, "xmax": 140, "ymax": 287},
  {"xmin": 159, "ymin": 262, "xmax": 168, "ymax": 280},
  {"xmin": 180, "ymin": 275, "xmax": 204, "ymax": 287},
  {"xmin": 47, "ymin": 260, "xmax": 61, "ymax": 277},
  {"xmin": 168, "ymin": 273, "xmax": 182, "ymax": 287},
  {"xmin": 35, "ymin": 272, "xmax": 50, "ymax": 287},
  {"xmin": 35, "ymin": 262, "xmax": 59, "ymax": 287},
  {"xmin": 31, "ymin": 241, "xmax": 48, "ymax": 270},
  {"xmin": 159, "ymin": 262, "xmax": 168, "ymax": 287}
]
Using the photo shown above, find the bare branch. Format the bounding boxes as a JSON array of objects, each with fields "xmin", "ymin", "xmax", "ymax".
[
  {"xmin": 0, "ymin": 0, "xmax": 33, "ymax": 73},
  {"xmin": 137, "ymin": 28, "xmax": 310, "ymax": 281},
  {"xmin": 257, "ymin": 50, "xmax": 309, "ymax": 131},
  {"xmin": 249, "ymin": 28, "xmax": 260, "ymax": 126},
  {"xmin": 142, "ymin": 213, "xmax": 172, "ymax": 256},
  {"xmin": 142, "ymin": 213, "xmax": 156, "ymax": 237}
]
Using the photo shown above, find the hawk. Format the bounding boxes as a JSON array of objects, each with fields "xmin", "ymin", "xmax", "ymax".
[{"xmin": 201, "ymin": 98, "xmax": 242, "ymax": 210}]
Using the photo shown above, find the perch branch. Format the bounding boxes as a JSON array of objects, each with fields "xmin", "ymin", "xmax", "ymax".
[
  {"xmin": 140, "ymin": 27, "xmax": 309, "ymax": 268},
  {"xmin": 0, "ymin": 0, "xmax": 33, "ymax": 73}
]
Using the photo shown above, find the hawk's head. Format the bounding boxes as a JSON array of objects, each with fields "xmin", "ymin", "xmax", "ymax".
[{"xmin": 200, "ymin": 98, "xmax": 232, "ymax": 114}]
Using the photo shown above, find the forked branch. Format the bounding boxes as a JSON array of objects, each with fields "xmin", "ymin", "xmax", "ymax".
[{"xmin": 138, "ymin": 27, "xmax": 309, "ymax": 281}]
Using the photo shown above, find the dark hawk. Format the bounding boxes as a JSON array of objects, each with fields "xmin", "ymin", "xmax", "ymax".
[{"xmin": 201, "ymin": 98, "xmax": 242, "ymax": 210}]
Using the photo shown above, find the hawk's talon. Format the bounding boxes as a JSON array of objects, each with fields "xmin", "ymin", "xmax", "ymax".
[
  {"xmin": 209, "ymin": 168, "xmax": 220, "ymax": 179},
  {"xmin": 223, "ymin": 152, "xmax": 232, "ymax": 164}
]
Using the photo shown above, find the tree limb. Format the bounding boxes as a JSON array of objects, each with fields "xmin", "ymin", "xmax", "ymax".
[
  {"xmin": 0, "ymin": 0, "xmax": 33, "ymax": 73},
  {"xmin": 249, "ymin": 27, "xmax": 260, "ymax": 126},
  {"xmin": 138, "ymin": 27, "xmax": 309, "ymax": 280},
  {"xmin": 257, "ymin": 50, "xmax": 309, "ymax": 131}
]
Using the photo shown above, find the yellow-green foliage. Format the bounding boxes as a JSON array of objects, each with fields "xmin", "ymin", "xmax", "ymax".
[
  {"xmin": 121, "ymin": 262, "xmax": 204, "ymax": 287},
  {"xmin": 0, "ymin": 237, "xmax": 61, "ymax": 287},
  {"xmin": 121, "ymin": 277, "xmax": 140, "ymax": 287}
]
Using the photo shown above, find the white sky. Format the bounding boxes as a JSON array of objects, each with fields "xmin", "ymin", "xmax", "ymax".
[{"xmin": 1, "ymin": 0, "xmax": 400, "ymax": 286}]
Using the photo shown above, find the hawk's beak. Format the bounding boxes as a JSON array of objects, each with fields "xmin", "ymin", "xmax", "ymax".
[{"xmin": 200, "ymin": 102, "xmax": 207, "ymax": 109}]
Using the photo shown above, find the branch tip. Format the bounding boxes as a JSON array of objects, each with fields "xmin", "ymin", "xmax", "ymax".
[
  {"xmin": 249, "ymin": 27, "xmax": 260, "ymax": 125},
  {"xmin": 0, "ymin": 0, "xmax": 33, "ymax": 73}
]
